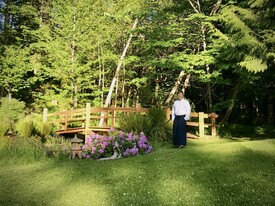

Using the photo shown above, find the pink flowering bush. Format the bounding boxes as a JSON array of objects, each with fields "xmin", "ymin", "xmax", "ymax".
[{"xmin": 81, "ymin": 128, "xmax": 153, "ymax": 159}]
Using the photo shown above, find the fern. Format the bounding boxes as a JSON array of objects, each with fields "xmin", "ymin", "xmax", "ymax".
[
  {"xmin": 220, "ymin": 4, "xmax": 269, "ymax": 72},
  {"xmin": 249, "ymin": 0, "xmax": 267, "ymax": 8},
  {"xmin": 221, "ymin": 6, "xmax": 261, "ymax": 46},
  {"xmin": 239, "ymin": 58, "xmax": 267, "ymax": 72}
]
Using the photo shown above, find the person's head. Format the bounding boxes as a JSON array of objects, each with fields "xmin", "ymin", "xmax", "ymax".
[{"xmin": 178, "ymin": 91, "xmax": 184, "ymax": 100}]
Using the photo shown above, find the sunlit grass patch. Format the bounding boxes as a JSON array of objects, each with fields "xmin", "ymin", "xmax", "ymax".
[{"xmin": 52, "ymin": 183, "xmax": 111, "ymax": 206}]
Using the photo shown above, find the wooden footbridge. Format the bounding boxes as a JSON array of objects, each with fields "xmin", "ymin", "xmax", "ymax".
[
  {"xmin": 43, "ymin": 103, "xmax": 149, "ymax": 136},
  {"xmin": 43, "ymin": 103, "xmax": 218, "ymax": 138}
]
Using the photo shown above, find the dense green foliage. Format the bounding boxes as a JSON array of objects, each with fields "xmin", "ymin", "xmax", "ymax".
[
  {"xmin": 118, "ymin": 107, "xmax": 172, "ymax": 142},
  {"xmin": 147, "ymin": 107, "xmax": 172, "ymax": 142},
  {"xmin": 15, "ymin": 117, "xmax": 34, "ymax": 138},
  {"xmin": 118, "ymin": 112, "xmax": 152, "ymax": 135},
  {"xmin": 0, "ymin": 138, "xmax": 274, "ymax": 205},
  {"xmin": 0, "ymin": 97, "xmax": 25, "ymax": 131},
  {"xmin": 0, "ymin": 124, "xmax": 8, "ymax": 138},
  {"xmin": 0, "ymin": 134, "xmax": 70, "ymax": 162},
  {"xmin": 0, "ymin": 0, "xmax": 274, "ymax": 126},
  {"xmin": 0, "ymin": 136, "xmax": 46, "ymax": 163}
]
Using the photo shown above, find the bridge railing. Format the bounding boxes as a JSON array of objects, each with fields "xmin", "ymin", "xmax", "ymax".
[
  {"xmin": 43, "ymin": 103, "xmax": 148, "ymax": 135},
  {"xmin": 43, "ymin": 103, "xmax": 218, "ymax": 138}
]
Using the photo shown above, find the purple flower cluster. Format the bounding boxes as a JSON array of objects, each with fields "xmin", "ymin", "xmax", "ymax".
[
  {"xmin": 81, "ymin": 128, "xmax": 153, "ymax": 159},
  {"xmin": 123, "ymin": 146, "xmax": 139, "ymax": 157},
  {"xmin": 81, "ymin": 133, "xmax": 112, "ymax": 159},
  {"xmin": 137, "ymin": 132, "xmax": 153, "ymax": 153}
]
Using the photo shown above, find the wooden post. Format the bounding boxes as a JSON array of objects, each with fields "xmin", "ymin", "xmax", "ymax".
[
  {"xmin": 211, "ymin": 117, "xmax": 216, "ymax": 137},
  {"xmin": 199, "ymin": 112, "xmax": 204, "ymax": 138},
  {"xmin": 64, "ymin": 110, "xmax": 68, "ymax": 131},
  {"xmin": 43, "ymin": 108, "xmax": 48, "ymax": 123},
  {"xmin": 111, "ymin": 107, "xmax": 115, "ymax": 128},
  {"xmin": 210, "ymin": 113, "xmax": 218, "ymax": 138},
  {"xmin": 136, "ymin": 103, "xmax": 141, "ymax": 112},
  {"xmin": 85, "ymin": 103, "xmax": 91, "ymax": 137},
  {"xmin": 103, "ymin": 111, "xmax": 108, "ymax": 127},
  {"xmin": 82, "ymin": 113, "xmax": 85, "ymax": 128}
]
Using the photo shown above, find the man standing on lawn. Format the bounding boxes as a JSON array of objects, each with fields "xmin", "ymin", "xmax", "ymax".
[{"xmin": 172, "ymin": 91, "xmax": 191, "ymax": 148}]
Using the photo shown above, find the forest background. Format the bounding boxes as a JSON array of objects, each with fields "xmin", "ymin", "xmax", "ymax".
[{"xmin": 0, "ymin": 0, "xmax": 274, "ymax": 128}]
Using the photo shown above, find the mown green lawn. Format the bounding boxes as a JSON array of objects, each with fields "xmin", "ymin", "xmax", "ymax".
[{"xmin": 0, "ymin": 138, "xmax": 275, "ymax": 206}]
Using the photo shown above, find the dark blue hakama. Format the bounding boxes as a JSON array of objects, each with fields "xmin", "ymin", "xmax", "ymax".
[{"xmin": 173, "ymin": 115, "xmax": 187, "ymax": 146}]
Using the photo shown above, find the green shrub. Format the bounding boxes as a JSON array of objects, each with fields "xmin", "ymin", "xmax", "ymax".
[
  {"xmin": 0, "ymin": 121, "xmax": 9, "ymax": 137},
  {"xmin": 254, "ymin": 126, "xmax": 265, "ymax": 135},
  {"xmin": 118, "ymin": 108, "xmax": 172, "ymax": 143},
  {"xmin": 44, "ymin": 136, "xmax": 70, "ymax": 158},
  {"xmin": 39, "ymin": 122, "xmax": 53, "ymax": 137},
  {"xmin": 15, "ymin": 113, "xmax": 54, "ymax": 138},
  {"xmin": 117, "ymin": 112, "xmax": 152, "ymax": 135},
  {"xmin": 15, "ymin": 116, "xmax": 34, "ymax": 138},
  {"xmin": 0, "ymin": 97, "xmax": 25, "ymax": 131},
  {"xmin": 0, "ymin": 136, "xmax": 10, "ymax": 160},
  {"xmin": 222, "ymin": 131, "xmax": 233, "ymax": 139},
  {"xmin": 218, "ymin": 124, "xmax": 260, "ymax": 137},
  {"xmin": 147, "ymin": 107, "xmax": 172, "ymax": 142},
  {"xmin": 0, "ymin": 136, "xmax": 46, "ymax": 163},
  {"xmin": 30, "ymin": 113, "xmax": 53, "ymax": 137}
]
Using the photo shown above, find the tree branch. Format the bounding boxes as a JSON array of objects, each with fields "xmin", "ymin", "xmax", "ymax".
[
  {"xmin": 210, "ymin": 0, "xmax": 222, "ymax": 16},
  {"xmin": 195, "ymin": 0, "xmax": 201, "ymax": 13},
  {"xmin": 188, "ymin": 0, "xmax": 200, "ymax": 13}
]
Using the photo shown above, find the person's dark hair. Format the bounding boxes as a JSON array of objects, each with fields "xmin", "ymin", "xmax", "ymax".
[{"xmin": 178, "ymin": 91, "xmax": 184, "ymax": 95}]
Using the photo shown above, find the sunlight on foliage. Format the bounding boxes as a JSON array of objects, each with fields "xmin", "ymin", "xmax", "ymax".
[{"xmin": 239, "ymin": 59, "xmax": 267, "ymax": 72}]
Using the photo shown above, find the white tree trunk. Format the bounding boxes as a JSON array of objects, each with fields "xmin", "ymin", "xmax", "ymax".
[
  {"xmin": 114, "ymin": 76, "xmax": 119, "ymax": 107},
  {"xmin": 121, "ymin": 66, "xmax": 126, "ymax": 107},
  {"xmin": 8, "ymin": 90, "xmax": 11, "ymax": 101},
  {"xmin": 165, "ymin": 70, "xmax": 185, "ymax": 105},
  {"xmin": 103, "ymin": 18, "xmax": 138, "ymax": 108},
  {"xmin": 210, "ymin": 0, "xmax": 223, "ymax": 16},
  {"xmin": 99, "ymin": 18, "xmax": 138, "ymax": 125},
  {"xmin": 181, "ymin": 73, "xmax": 191, "ymax": 95}
]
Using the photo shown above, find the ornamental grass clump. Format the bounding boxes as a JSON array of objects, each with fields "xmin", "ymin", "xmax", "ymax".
[
  {"xmin": 0, "ymin": 136, "xmax": 46, "ymax": 163},
  {"xmin": 81, "ymin": 129, "xmax": 153, "ymax": 159}
]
